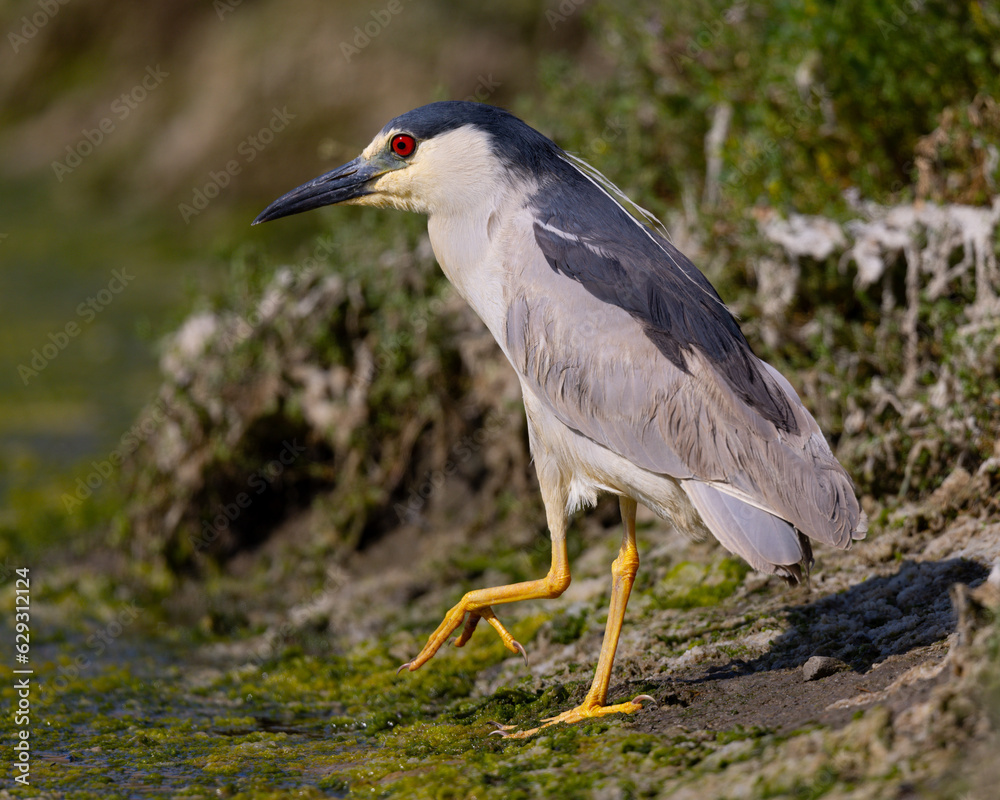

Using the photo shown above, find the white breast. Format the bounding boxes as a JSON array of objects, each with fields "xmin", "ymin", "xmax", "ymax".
[{"xmin": 426, "ymin": 193, "xmax": 529, "ymax": 356}]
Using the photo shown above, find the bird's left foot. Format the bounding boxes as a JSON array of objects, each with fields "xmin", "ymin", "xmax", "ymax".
[
  {"xmin": 397, "ymin": 604, "xmax": 526, "ymax": 675},
  {"xmin": 489, "ymin": 694, "xmax": 656, "ymax": 739}
]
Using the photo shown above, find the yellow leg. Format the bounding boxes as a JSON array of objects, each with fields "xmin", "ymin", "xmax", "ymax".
[
  {"xmin": 397, "ymin": 482, "xmax": 571, "ymax": 673},
  {"xmin": 496, "ymin": 496, "xmax": 654, "ymax": 738}
]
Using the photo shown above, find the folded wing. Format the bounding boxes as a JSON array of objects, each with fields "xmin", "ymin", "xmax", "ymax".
[{"xmin": 502, "ymin": 186, "xmax": 865, "ymax": 575}]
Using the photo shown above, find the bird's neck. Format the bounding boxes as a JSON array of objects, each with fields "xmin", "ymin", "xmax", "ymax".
[{"xmin": 426, "ymin": 197, "xmax": 515, "ymax": 348}]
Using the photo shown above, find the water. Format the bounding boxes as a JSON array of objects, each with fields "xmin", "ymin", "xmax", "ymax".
[{"xmin": 0, "ymin": 177, "xmax": 224, "ymax": 498}]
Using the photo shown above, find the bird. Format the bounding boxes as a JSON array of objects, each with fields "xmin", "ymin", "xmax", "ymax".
[{"xmin": 253, "ymin": 101, "xmax": 867, "ymax": 737}]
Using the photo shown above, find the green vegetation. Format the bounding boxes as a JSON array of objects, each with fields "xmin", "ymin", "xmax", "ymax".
[
  {"xmin": 1, "ymin": 0, "xmax": 999, "ymax": 798},
  {"xmin": 528, "ymin": 0, "xmax": 1000, "ymax": 503},
  {"xmin": 652, "ymin": 558, "xmax": 752, "ymax": 610},
  {"xmin": 534, "ymin": 0, "xmax": 1000, "ymax": 214}
]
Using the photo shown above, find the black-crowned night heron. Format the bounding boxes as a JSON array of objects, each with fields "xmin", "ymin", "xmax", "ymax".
[{"xmin": 253, "ymin": 101, "xmax": 867, "ymax": 737}]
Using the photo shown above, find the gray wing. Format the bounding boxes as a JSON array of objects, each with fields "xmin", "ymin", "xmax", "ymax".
[{"xmin": 503, "ymin": 199, "xmax": 865, "ymax": 574}]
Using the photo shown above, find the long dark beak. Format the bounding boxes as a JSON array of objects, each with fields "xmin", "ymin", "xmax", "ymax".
[{"xmin": 252, "ymin": 155, "xmax": 381, "ymax": 224}]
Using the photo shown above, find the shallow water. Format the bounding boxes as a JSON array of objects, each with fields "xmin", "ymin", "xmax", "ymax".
[{"xmin": 12, "ymin": 626, "xmax": 368, "ymax": 798}]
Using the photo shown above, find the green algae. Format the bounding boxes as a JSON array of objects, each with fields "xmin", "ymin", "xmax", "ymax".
[
  {"xmin": 0, "ymin": 560, "xmax": 721, "ymax": 798},
  {"xmin": 652, "ymin": 558, "xmax": 752, "ymax": 610},
  {"xmin": 3, "ymin": 532, "xmax": 998, "ymax": 800}
]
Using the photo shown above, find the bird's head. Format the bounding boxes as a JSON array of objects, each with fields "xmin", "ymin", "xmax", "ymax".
[{"xmin": 253, "ymin": 101, "xmax": 561, "ymax": 225}]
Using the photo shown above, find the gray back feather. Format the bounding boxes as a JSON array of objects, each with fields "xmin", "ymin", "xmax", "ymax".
[
  {"xmin": 503, "ymin": 205, "xmax": 866, "ymax": 557},
  {"xmin": 531, "ymin": 172, "xmax": 801, "ymax": 436}
]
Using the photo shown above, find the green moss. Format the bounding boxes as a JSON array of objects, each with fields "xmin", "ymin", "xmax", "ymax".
[
  {"xmin": 0, "ymin": 581, "xmax": 980, "ymax": 800},
  {"xmin": 716, "ymin": 724, "xmax": 772, "ymax": 745},
  {"xmin": 760, "ymin": 766, "xmax": 840, "ymax": 800},
  {"xmin": 548, "ymin": 608, "xmax": 590, "ymax": 645},
  {"xmin": 653, "ymin": 557, "xmax": 752, "ymax": 609},
  {"xmin": 536, "ymin": 0, "xmax": 1000, "ymax": 215}
]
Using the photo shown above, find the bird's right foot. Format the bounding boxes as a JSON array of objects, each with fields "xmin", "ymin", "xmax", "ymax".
[{"xmin": 489, "ymin": 694, "xmax": 656, "ymax": 739}]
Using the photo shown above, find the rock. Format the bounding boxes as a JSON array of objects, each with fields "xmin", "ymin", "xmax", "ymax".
[{"xmin": 802, "ymin": 655, "xmax": 848, "ymax": 682}]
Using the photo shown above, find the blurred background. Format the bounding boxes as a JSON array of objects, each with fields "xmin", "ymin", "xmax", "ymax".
[
  {"xmin": 0, "ymin": 0, "xmax": 593, "ymax": 561},
  {"xmin": 2, "ymin": 0, "xmax": 999, "ymax": 590},
  {"xmin": 1, "ymin": 0, "xmax": 999, "ymax": 795},
  {"xmin": 0, "ymin": 0, "xmax": 576, "ymax": 522},
  {"xmin": 0, "ymin": 0, "xmax": 998, "ymax": 592}
]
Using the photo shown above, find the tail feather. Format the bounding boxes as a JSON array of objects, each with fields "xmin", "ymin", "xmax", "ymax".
[{"xmin": 683, "ymin": 481, "xmax": 812, "ymax": 583}]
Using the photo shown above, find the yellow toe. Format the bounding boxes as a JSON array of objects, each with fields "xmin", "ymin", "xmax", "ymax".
[{"xmin": 497, "ymin": 694, "xmax": 655, "ymax": 739}]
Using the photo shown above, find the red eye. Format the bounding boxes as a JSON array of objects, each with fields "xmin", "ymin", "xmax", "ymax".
[{"xmin": 391, "ymin": 133, "xmax": 416, "ymax": 157}]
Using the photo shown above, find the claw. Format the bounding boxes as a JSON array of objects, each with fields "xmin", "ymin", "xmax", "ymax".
[
  {"xmin": 486, "ymin": 719, "xmax": 516, "ymax": 737},
  {"xmin": 477, "ymin": 607, "xmax": 525, "ymax": 659},
  {"xmin": 396, "ymin": 661, "xmax": 413, "ymax": 676},
  {"xmin": 632, "ymin": 694, "xmax": 656, "ymax": 707}
]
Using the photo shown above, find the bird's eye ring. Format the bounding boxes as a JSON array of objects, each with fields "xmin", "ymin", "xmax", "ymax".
[{"xmin": 391, "ymin": 134, "xmax": 417, "ymax": 158}]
